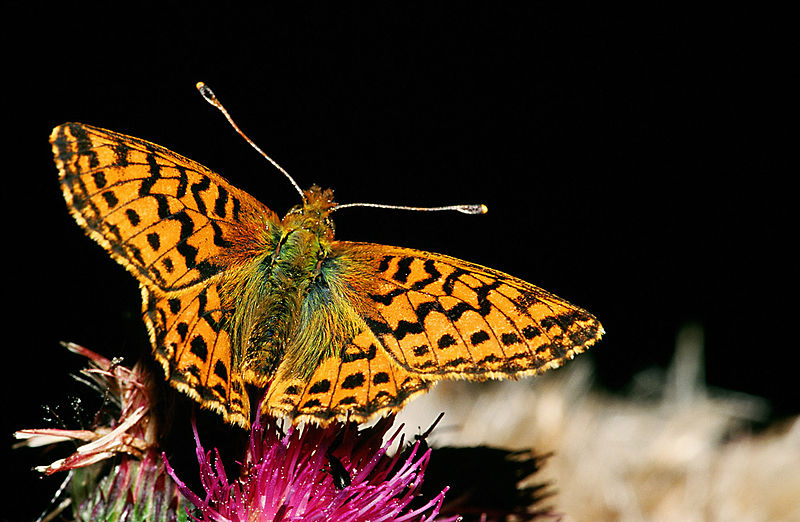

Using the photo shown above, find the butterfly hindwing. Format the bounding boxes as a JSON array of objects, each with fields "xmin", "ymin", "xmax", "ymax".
[
  {"xmin": 346, "ymin": 243, "xmax": 604, "ymax": 380},
  {"xmin": 142, "ymin": 276, "xmax": 250, "ymax": 427},
  {"xmin": 263, "ymin": 328, "xmax": 430, "ymax": 424}
]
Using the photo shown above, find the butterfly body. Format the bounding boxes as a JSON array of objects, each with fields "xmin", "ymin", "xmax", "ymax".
[
  {"xmin": 52, "ymin": 122, "xmax": 603, "ymax": 428},
  {"xmin": 223, "ymin": 186, "xmax": 376, "ymax": 386}
]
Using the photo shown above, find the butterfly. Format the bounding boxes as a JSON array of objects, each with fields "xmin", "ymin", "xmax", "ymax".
[{"xmin": 51, "ymin": 117, "xmax": 603, "ymax": 429}]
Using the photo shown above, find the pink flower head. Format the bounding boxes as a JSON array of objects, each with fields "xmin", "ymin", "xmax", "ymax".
[{"xmin": 164, "ymin": 409, "xmax": 459, "ymax": 521}]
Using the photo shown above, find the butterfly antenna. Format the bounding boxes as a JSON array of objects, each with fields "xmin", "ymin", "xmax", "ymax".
[
  {"xmin": 196, "ymin": 82, "xmax": 305, "ymax": 199},
  {"xmin": 333, "ymin": 201, "xmax": 488, "ymax": 215}
]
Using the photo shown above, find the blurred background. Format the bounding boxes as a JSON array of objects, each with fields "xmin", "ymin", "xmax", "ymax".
[{"xmin": 3, "ymin": 3, "xmax": 790, "ymax": 519}]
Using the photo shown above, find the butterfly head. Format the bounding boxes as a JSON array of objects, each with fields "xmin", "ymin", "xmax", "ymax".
[
  {"xmin": 281, "ymin": 185, "xmax": 338, "ymax": 240},
  {"xmin": 301, "ymin": 185, "xmax": 337, "ymax": 213}
]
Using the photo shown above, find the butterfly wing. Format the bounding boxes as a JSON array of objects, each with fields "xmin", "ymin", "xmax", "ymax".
[
  {"xmin": 263, "ymin": 328, "xmax": 430, "ymax": 424},
  {"xmin": 141, "ymin": 275, "xmax": 251, "ymax": 426},
  {"xmin": 51, "ymin": 123, "xmax": 278, "ymax": 427},
  {"xmin": 52, "ymin": 123, "xmax": 276, "ymax": 292},
  {"xmin": 349, "ymin": 242, "xmax": 604, "ymax": 380},
  {"xmin": 262, "ymin": 241, "xmax": 602, "ymax": 425}
]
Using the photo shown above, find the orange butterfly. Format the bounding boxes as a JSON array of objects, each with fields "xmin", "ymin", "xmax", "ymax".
[{"xmin": 51, "ymin": 103, "xmax": 602, "ymax": 429}]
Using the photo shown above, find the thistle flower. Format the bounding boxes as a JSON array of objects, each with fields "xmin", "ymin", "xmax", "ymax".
[
  {"xmin": 14, "ymin": 343, "xmax": 190, "ymax": 521},
  {"xmin": 164, "ymin": 410, "xmax": 459, "ymax": 521},
  {"xmin": 15, "ymin": 343, "xmax": 153, "ymax": 475}
]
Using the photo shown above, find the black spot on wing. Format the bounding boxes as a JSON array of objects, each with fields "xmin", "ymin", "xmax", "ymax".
[
  {"xmin": 522, "ymin": 325, "xmax": 541, "ymax": 340},
  {"xmin": 410, "ymin": 259, "xmax": 442, "ymax": 291},
  {"xmin": 369, "ymin": 288, "xmax": 405, "ymax": 306},
  {"xmin": 92, "ymin": 171, "xmax": 107, "ymax": 189},
  {"xmin": 147, "ymin": 232, "xmax": 161, "ymax": 251},
  {"xmin": 343, "ymin": 342, "xmax": 377, "ymax": 363},
  {"xmin": 139, "ymin": 151, "xmax": 161, "ymax": 197},
  {"xmin": 214, "ymin": 360, "xmax": 228, "ymax": 381},
  {"xmin": 414, "ymin": 300, "xmax": 446, "ymax": 322},
  {"xmin": 444, "ymin": 302, "xmax": 473, "ymax": 322},
  {"xmin": 377, "ymin": 255, "xmax": 392, "ymax": 274},
  {"xmin": 341, "ymin": 372, "xmax": 365, "ymax": 390},
  {"xmin": 394, "ymin": 319, "xmax": 424, "ymax": 340},
  {"xmin": 113, "ymin": 142, "xmax": 130, "ymax": 166},
  {"xmin": 413, "ymin": 345, "xmax": 430, "ymax": 357},
  {"xmin": 309, "ymin": 379, "xmax": 332, "ymax": 394},
  {"xmin": 392, "ymin": 257, "xmax": 413, "ymax": 283},
  {"xmin": 191, "ymin": 177, "xmax": 211, "ymax": 214},
  {"xmin": 168, "ymin": 298, "xmax": 182, "ymax": 314},
  {"xmin": 126, "ymin": 208, "xmax": 141, "ymax": 226},
  {"xmin": 214, "ymin": 185, "xmax": 229, "ymax": 218},
  {"xmin": 211, "ymin": 222, "xmax": 232, "ymax": 248},
  {"xmin": 437, "ymin": 334, "xmax": 457, "ymax": 349},
  {"xmin": 302, "ymin": 399, "xmax": 322, "ymax": 409},
  {"xmin": 470, "ymin": 330, "xmax": 490, "ymax": 345},
  {"xmin": 174, "ymin": 165, "xmax": 189, "ymax": 198},
  {"xmin": 190, "ymin": 335, "xmax": 208, "ymax": 362},
  {"xmin": 101, "ymin": 191, "xmax": 118, "ymax": 208}
]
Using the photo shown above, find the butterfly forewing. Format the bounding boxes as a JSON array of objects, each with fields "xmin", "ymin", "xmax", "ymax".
[
  {"xmin": 51, "ymin": 123, "xmax": 275, "ymax": 292},
  {"xmin": 348, "ymin": 243, "xmax": 604, "ymax": 379}
]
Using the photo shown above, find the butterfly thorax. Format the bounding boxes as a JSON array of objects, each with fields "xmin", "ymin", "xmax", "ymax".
[{"xmin": 220, "ymin": 185, "xmax": 367, "ymax": 385}]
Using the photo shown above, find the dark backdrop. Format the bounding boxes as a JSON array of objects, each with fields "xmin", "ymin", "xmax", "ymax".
[{"xmin": 3, "ymin": 4, "xmax": 789, "ymax": 519}]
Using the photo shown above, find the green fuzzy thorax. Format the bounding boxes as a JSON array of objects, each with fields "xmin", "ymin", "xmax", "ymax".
[{"xmin": 222, "ymin": 186, "xmax": 366, "ymax": 382}]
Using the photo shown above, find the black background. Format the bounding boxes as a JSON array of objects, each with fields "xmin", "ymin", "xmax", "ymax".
[{"xmin": 3, "ymin": 4, "xmax": 790, "ymax": 519}]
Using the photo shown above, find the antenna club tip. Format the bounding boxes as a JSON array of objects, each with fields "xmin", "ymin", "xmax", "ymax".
[
  {"xmin": 480, "ymin": 204, "xmax": 488, "ymax": 214},
  {"xmin": 196, "ymin": 82, "xmax": 218, "ymax": 105}
]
